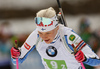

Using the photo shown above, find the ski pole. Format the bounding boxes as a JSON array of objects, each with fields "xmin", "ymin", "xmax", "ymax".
[
  {"xmin": 15, "ymin": 40, "xmax": 19, "ymax": 69},
  {"xmin": 71, "ymin": 44, "xmax": 85, "ymax": 69}
]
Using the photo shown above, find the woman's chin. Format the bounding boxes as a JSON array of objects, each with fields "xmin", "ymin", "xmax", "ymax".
[{"xmin": 45, "ymin": 41, "xmax": 51, "ymax": 44}]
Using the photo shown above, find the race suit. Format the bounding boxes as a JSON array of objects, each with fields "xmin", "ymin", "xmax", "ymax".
[{"xmin": 11, "ymin": 24, "xmax": 100, "ymax": 69}]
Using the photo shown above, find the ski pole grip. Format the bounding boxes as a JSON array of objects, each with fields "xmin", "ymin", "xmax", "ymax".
[{"xmin": 15, "ymin": 40, "xmax": 18, "ymax": 49}]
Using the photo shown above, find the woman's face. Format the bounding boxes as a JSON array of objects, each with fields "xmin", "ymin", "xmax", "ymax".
[{"xmin": 38, "ymin": 26, "xmax": 59, "ymax": 44}]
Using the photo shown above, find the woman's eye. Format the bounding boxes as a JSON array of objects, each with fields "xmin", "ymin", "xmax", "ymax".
[{"xmin": 47, "ymin": 33, "xmax": 50, "ymax": 34}]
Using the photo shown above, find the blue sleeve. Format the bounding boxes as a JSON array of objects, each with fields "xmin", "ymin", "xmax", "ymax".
[
  {"xmin": 83, "ymin": 57, "xmax": 100, "ymax": 66},
  {"xmin": 11, "ymin": 45, "xmax": 36, "ymax": 65}
]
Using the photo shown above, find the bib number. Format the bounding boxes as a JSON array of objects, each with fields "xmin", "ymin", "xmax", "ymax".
[{"xmin": 44, "ymin": 58, "xmax": 67, "ymax": 69}]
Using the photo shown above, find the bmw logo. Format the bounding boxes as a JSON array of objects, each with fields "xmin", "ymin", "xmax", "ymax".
[{"xmin": 46, "ymin": 46, "xmax": 57, "ymax": 57}]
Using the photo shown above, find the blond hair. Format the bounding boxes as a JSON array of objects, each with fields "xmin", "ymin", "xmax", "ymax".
[{"xmin": 36, "ymin": 7, "xmax": 56, "ymax": 18}]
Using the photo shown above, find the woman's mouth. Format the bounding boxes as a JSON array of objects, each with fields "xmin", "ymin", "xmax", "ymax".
[{"xmin": 44, "ymin": 39, "xmax": 50, "ymax": 42}]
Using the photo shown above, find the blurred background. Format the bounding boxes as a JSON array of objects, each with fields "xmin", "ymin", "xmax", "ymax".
[{"xmin": 0, "ymin": 0, "xmax": 100, "ymax": 69}]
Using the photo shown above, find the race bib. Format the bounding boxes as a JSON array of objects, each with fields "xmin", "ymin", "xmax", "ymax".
[{"xmin": 44, "ymin": 58, "xmax": 67, "ymax": 69}]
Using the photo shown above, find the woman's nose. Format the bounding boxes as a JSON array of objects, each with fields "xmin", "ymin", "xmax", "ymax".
[{"xmin": 42, "ymin": 34, "xmax": 48, "ymax": 38}]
